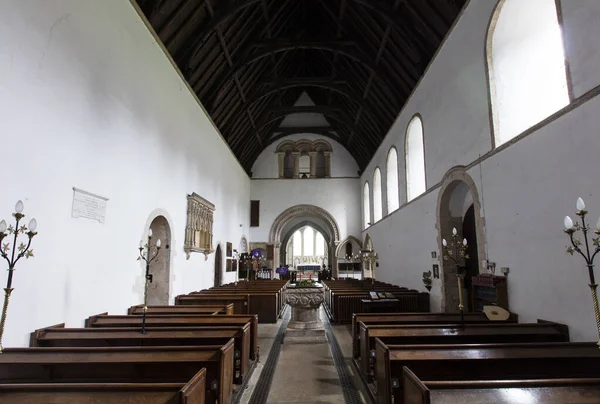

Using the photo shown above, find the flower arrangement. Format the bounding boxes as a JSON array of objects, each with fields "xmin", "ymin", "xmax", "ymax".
[{"xmin": 295, "ymin": 279, "xmax": 317, "ymax": 287}]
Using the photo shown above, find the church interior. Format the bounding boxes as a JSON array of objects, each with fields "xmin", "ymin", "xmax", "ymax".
[{"xmin": 1, "ymin": 0, "xmax": 600, "ymax": 403}]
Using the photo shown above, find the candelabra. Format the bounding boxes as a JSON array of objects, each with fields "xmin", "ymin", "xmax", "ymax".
[
  {"xmin": 442, "ymin": 228, "xmax": 468, "ymax": 323},
  {"xmin": 138, "ymin": 229, "xmax": 161, "ymax": 334},
  {"xmin": 563, "ymin": 197, "xmax": 600, "ymax": 347},
  {"xmin": 0, "ymin": 201, "xmax": 37, "ymax": 352},
  {"xmin": 359, "ymin": 249, "xmax": 379, "ymax": 288},
  {"xmin": 232, "ymin": 249, "xmax": 240, "ymax": 293}
]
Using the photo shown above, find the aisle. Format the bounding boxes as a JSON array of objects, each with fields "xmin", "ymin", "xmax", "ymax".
[{"xmin": 238, "ymin": 308, "xmax": 368, "ymax": 404}]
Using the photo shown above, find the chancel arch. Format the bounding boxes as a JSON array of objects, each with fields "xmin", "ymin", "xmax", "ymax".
[
  {"xmin": 146, "ymin": 214, "xmax": 172, "ymax": 305},
  {"xmin": 436, "ymin": 167, "xmax": 487, "ymax": 314},
  {"xmin": 283, "ymin": 221, "xmax": 329, "ymax": 269},
  {"xmin": 486, "ymin": 0, "xmax": 570, "ymax": 147},
  {"xmin": 269, "ymin": 204, "xmax": 340, "ymax": 276}
]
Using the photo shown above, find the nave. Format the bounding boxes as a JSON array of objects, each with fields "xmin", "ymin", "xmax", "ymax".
[{"xmin": 2, "ymin": 277, "xmax": 600, "ymax": 403}]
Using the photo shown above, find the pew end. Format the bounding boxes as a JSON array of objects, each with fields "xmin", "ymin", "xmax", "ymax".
[
  {"xmin": 29, "ymin": 323, "xmax": 66, "ymax": 347},
  {"xmin": 375, "ymin": 337, "xmax": 393, "ymax": 404},
  {"xmin": 85, "ymin": 313, "xmax": 109, "ymax": 328},
  {"xmin": 402, "ymin": 367, "xmax": 429, "ymax": 404},
  {"xmin": 180, "ymin": 367, "xmax": 207, "ymax": 404}
]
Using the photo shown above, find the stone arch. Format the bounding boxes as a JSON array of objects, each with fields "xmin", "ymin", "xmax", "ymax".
[
  {"xmin": 269, "ymin": 204, "xmax": 341, "ymax": 275},
  {"xmin": 335, "ymin": 235, "xmax": 362, "ymax": 257},
  {"xmin": 436, "ymin": 166, "xmax": 487, "ymax": 313},
  {"xmin": 280, "ymin": 220, "xmax": 332, "ymax": 267},
  {"xmin": 276, "ymin": 140, "xmax": 296, "ymax": 153},
  {"xmin": 146, "ymin": 214, "xmax": 172, "ymax": 305}
]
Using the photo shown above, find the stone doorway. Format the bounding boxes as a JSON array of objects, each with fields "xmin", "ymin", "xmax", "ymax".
[
  {"xmin": 148, "ymin": 215, "xmax": 171, "ymax": 305},
  {"xmin": 214, "ymin": 244, "xmax": 223, "ymax": 287},
  {"xmin": 437, "ymin": 168, "xmax": 487, "ymax": 313}
]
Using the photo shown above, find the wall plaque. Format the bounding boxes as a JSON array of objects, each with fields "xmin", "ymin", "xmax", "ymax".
[{"xmin": 71, "ymin": 187, "xmax": 108, "ymax": 223}]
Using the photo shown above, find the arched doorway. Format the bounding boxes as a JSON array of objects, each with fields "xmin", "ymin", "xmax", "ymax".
[
  {"xmin": 335, "ymin": 236, "xmax": 362, "ymax": 279},
  {"xmin": 214, "ymin": 244, "xmax": 223, "ymax": 287},
  {"xmin": 437, "ymin": 167, "xmax": 487, "ymax": 313},
  {"xmin": 269, "ymin": 205, "xmax": 341, "ymax": 276},
  {"xmin": 148, "ymin": 215, "xmax": 171, "ymax": 305}
]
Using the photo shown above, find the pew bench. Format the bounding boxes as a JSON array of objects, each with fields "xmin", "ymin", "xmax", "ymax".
[
  {"xmin": 30, "ymin": 324, "xmax": 251, "ymax": 384},
  {"xmin": 85, "ymin": 313, "xmax": 259, "ymax": 361},
  {"xmin": 128, "ymin": 304, "xmax": 234, "ymax": 315},
  {"xmin": 0, "ymin": 368, "xmax": 206, "ymax": 404},
  {"xmin": 181, "ymin": 292, "xmax": 282, "ymax": 323},
  {"xmin": 375, "ymin": 341, "xmax": 600, "ymax": 404},
  {"xmin": 403, "ymin": 367, "xmax": 600, "ymax": 404},
  {"xmin": 0, "ymin": 342, "xmax": 234, "ymax": 404},
  {"xmin": 358, "ymin": 321, "xmax": 569, "ymax": 379},
  {"xmin": 351, "ymin": 312, "xmax": 519, "ymax": 359}
]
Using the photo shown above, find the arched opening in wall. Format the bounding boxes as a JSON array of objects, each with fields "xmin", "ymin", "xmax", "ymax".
[
  {"xmin": 315, "ymin": 151, "xmax": 326, "ymax": 178},
  {"xmin": 299, "ymin": 154, "xmax": 311, "ymax": 178},
  {"xmin": 283, "ymin": 152, "xmax": 294, "ymax": 178},
  {"xmin": 437, "ymin": 171, "xmax": 486, "ymax": 314},
  {"xmin": 335, "ymin": 236, "xmax": 362, "ymax": 279},
  {"xmin": 363, "ymin": 182, "xmax": 371, "ymax": 229},
  {"xmin": 148, "ymin": 216, "xmax": 171, "ymax": 305},
  {"xmin": 214, "ymin": 244, "xmax": 223, "ymax": 287},
  {"xmin": 270, "ymin": 204, "xmax": 341, "ymax": 276},
  {"xmin": 487, "ymin": 0, "xmax": 569, "ymax": 147},
  {"xmin": 373, "ymin": 168, "xmax": 383, "ymax": 222},
  {"xmin": 406, "ymin": 115, "xmax": 426, "ymax": 202}
]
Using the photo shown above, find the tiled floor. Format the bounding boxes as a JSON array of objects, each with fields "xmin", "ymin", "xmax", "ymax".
[{"xmin": 237, "ymin": 309, "xmax": 368, "ymax": 404}]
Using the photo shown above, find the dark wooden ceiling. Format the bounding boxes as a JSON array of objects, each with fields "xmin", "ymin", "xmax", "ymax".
[{"xmin": 135, "ymin": 0, "xmax": 466, "ymax": 174}]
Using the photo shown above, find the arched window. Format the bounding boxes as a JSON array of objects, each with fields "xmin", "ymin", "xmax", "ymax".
[
  {"xmin": 386, "ymin": 148, "xmax": 399, "ymax": 213},
  {"xmin": 303, "ymin": 227, "xmax": 314, "ymax": 256},
  {"xmin": 293, "ymin": 231, "xmax": 302, "ymax": 257},
  {"xmin": 315, "ymin": 232, "xmax": 325, "ymax": 256},
  {"xmin": 363, "ymin": 182, "xmax": 371, "ymax": 229},
  {"xmin": 299, "ymin": 155, "xmax": 311, "ymax": 178},
  {"xmin": 488, "ymin": 0, "xmax": 569, "ymax": 146},
  {"xmin": 406, "ymin": 115, "xmax": 426, "ymax": 201},
  {"xmin": 373, "ymin": 168, "xmax": 383, "ymax": 222}
]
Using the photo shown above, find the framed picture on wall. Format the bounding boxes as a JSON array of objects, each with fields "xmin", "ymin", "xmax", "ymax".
[
  {"xmin": 226, "ymin": 259, "xmax": 234, "ymax": 272},
  {"xmin": 226, "ymin": 242, "xmax": 232, "ymax": 258}
]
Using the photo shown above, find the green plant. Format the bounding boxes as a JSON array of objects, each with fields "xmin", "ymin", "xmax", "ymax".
[{"xmin": 296, "ymin": 279, "xmax": 316, "ymax": 287}]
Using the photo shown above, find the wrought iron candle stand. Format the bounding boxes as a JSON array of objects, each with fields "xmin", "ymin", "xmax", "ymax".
[
  {"xmin": 0, "ymin": 200, "xmax": 37, "ymax": 352},
  {"xmin": 563, "ymin": 197, "xmax": 600, "ymax": 347},
  {"xmin": 232, "ymin": 249, "xmax": 240, "ymax": 293},
  {"xmin": 442, "ymin": 228, "xmax": 469, "ymax": 324},
  {"xmin": 359, "ymin": 249, "xmax": 379, "ymax": 289},
  {"xmin": 138, "ymin": 229, "xmax": 161, "ymax": 334}
]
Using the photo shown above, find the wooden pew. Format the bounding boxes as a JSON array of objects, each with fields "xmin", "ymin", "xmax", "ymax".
[
  {"xmin": 175, "ymin": 294, "xmax": 251, "ymax": 316},
  {"xmin": 85, "ymin": 313, "xmax": 259, "ymax": 361},
  {"xmin": 351, "ymin": 312, "xmax": 519, "ymax": 359},
  {"xmin": 181, "ymin": 291, "xmax": 282, "ymax": 323},
  {"xmin": 30, "ymin": 324, "xmax": 251, "ymax": 384},
  {"xmin": 358, "ymin": 321, "xmax": 569, "ymax": 378},
  {"xmin": 128, "ymin": 304, "xmax": 234, "ymax": 315},
  {"xmin": 0, "ymin": 368, "xmax": 207, "ymax": 404},
  {"xmin": 0, "ymin": 342, "xmax": 234, "ymax": 404},
  {"xmin": 403, "ymin": 367, "xmax": 600, "ymax": 404},
  {"xmin": 375, "ymin": 341, "xmax": 600, "ymax": 404}
]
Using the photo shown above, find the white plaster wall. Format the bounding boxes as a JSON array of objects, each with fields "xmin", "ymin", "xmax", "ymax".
[
  {"xmin": 361, "ymin": 0, "xmax": 600, "ymax": 341},
  {"xmin": 0, "ymin": 1, "xmax": 249, "ymax": 346},
  {"xmin": 248, "ymin": 178, "xmax": 361, "ymax": 245},
  {"xmin": 251, "ymin": 134, "xmax": 359, "ymax": 178},
  {"xmin": 560, "ymin": 0, "xmax": 600, "ymax": 97}
]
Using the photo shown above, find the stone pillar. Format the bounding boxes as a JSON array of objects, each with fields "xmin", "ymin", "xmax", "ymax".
[
  {"xmin": 273, "ymin": 244, "xmax": 280, "ymax": 276},
  {"xmin": 308, "ymin": 151, "xmax": 317, "ymax": 178},
  {"xmin": 324, "ymin": 152, "xmax": 332, "ymax": 178},
  {"xmin": 292, "ymin": 152, "xmax": 300, "ymax": 178},
  {"xmin": 277, "ymin": 152, "xmax": 285, "ymax": 178}
]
